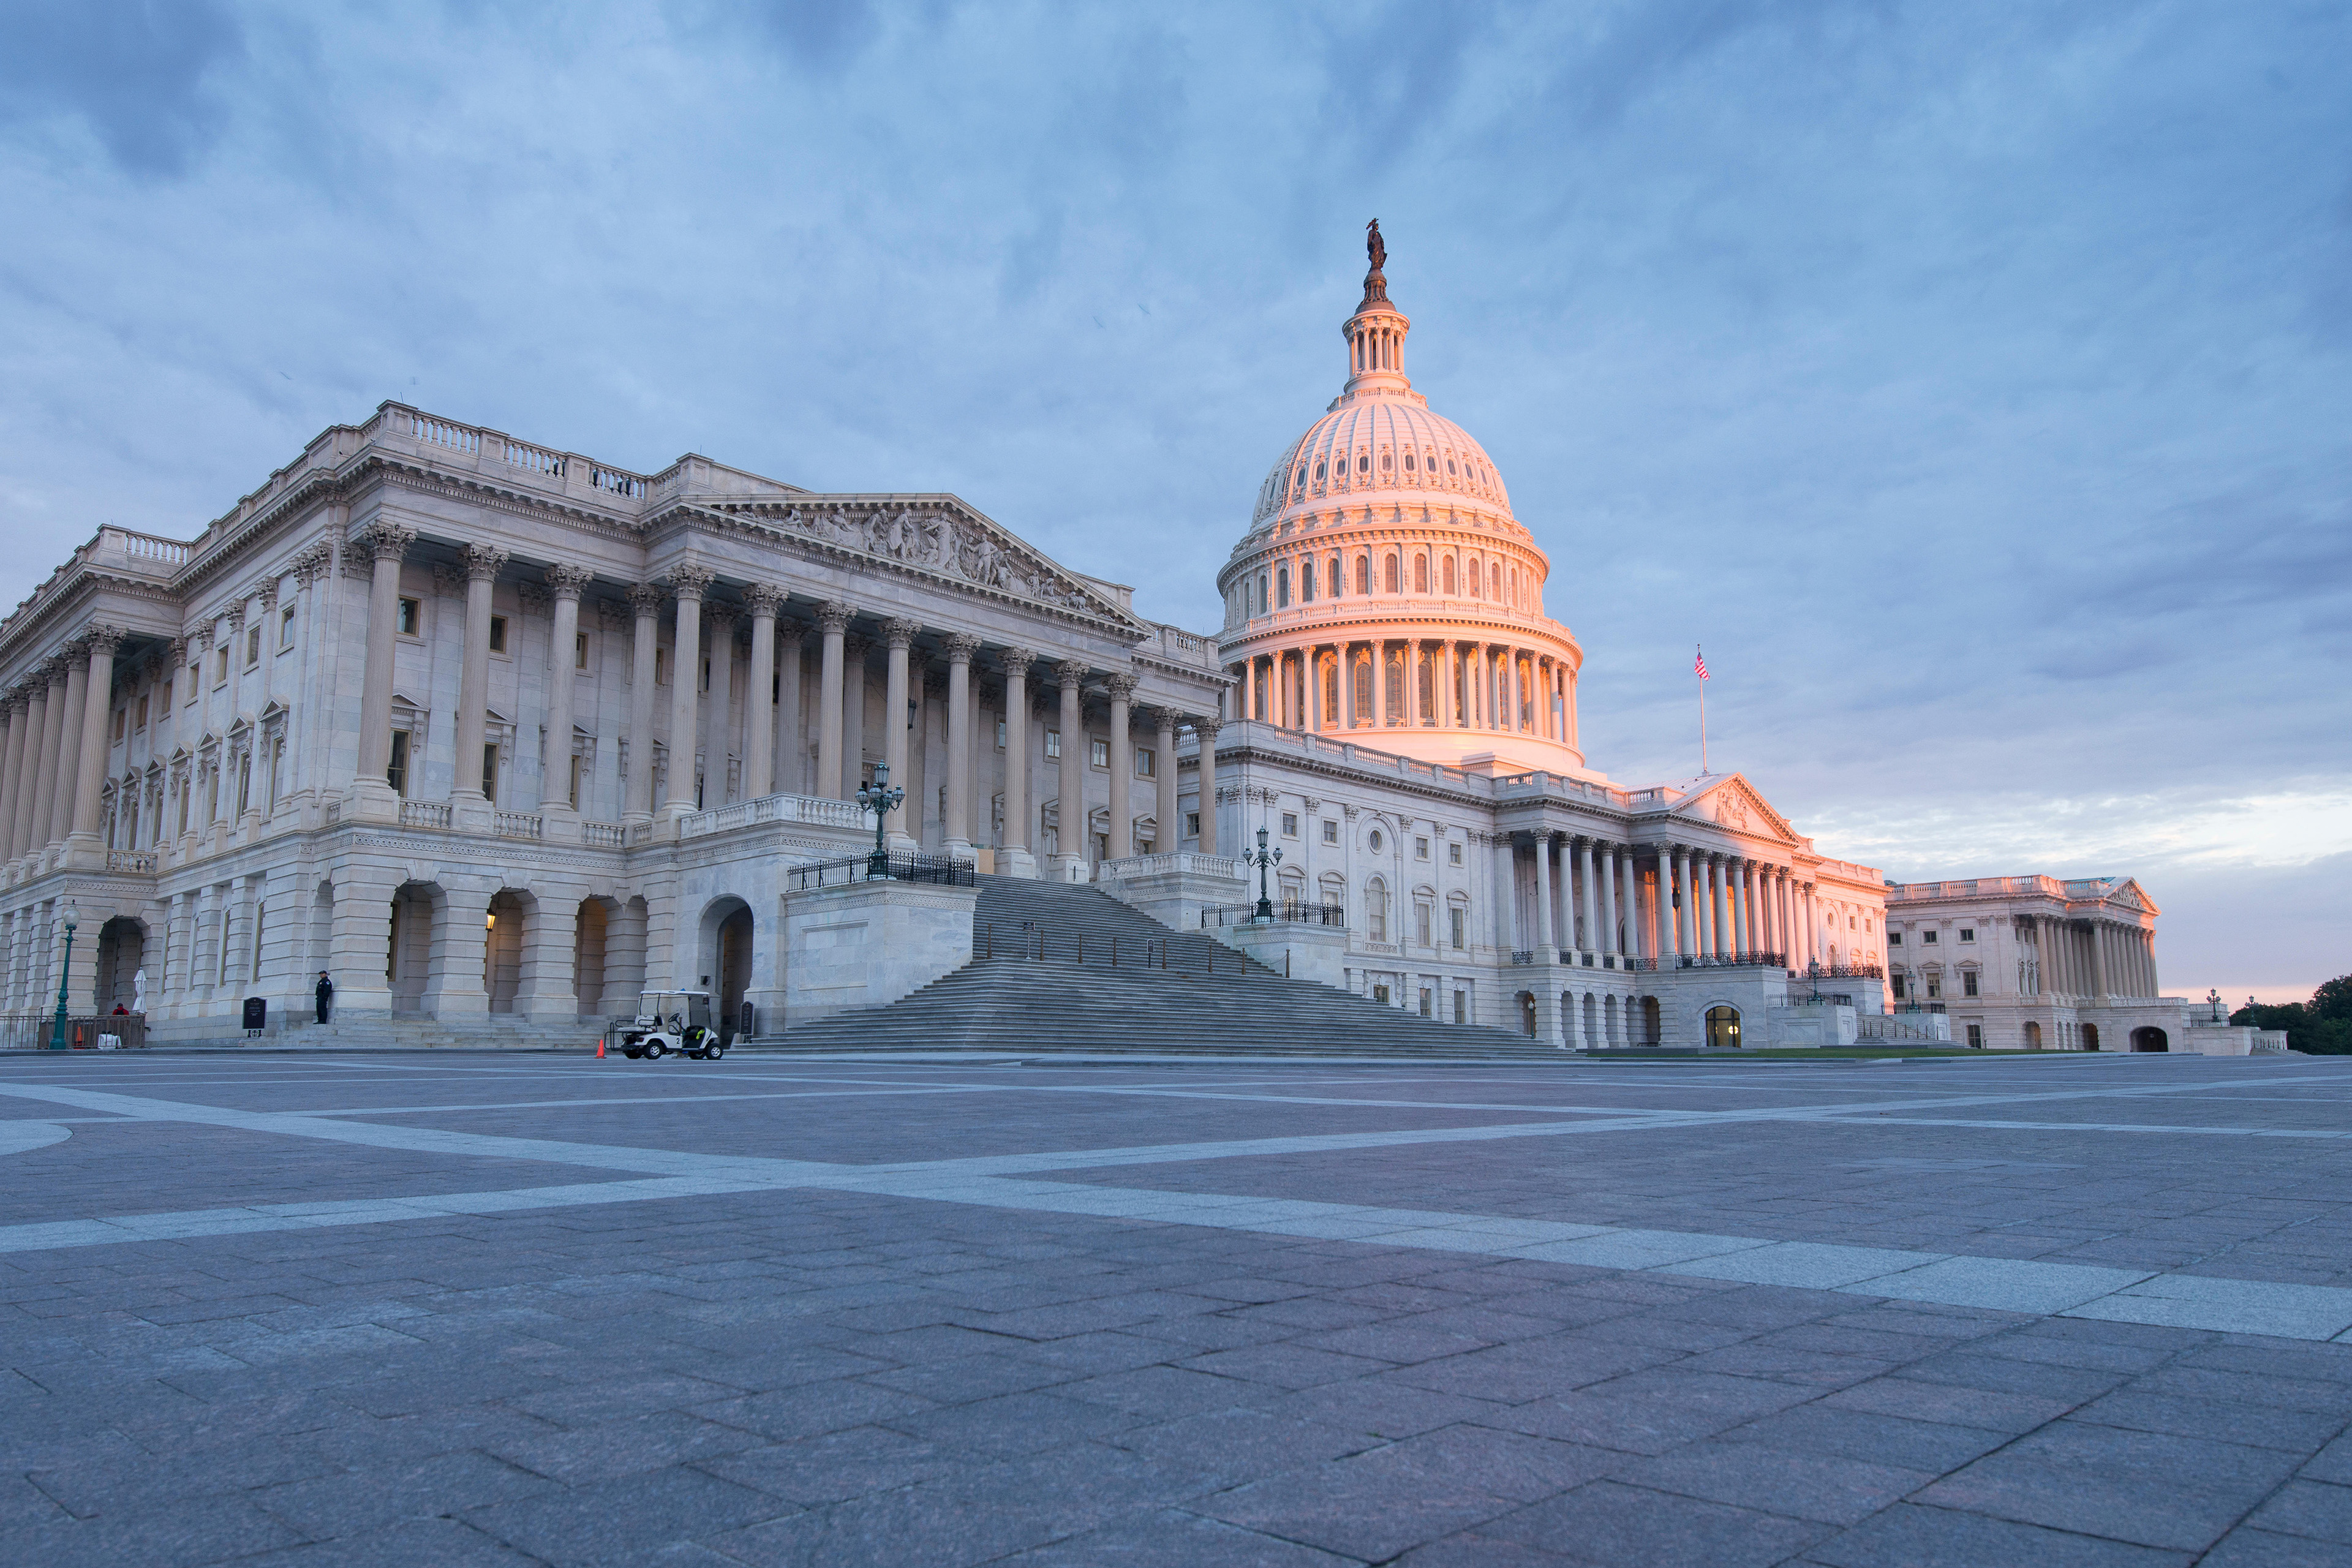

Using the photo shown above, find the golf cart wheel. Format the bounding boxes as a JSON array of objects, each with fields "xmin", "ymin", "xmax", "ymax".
[
  {"xmin": 707, "ymin": 1042, "xmax": 726, "ymax": 1059},
  {"xmin": 623, "ymin": 1047, "xmax": 643, "ymax": 1060},
  {"xmin": 643, "ymin": 1040, "xmax": 666, "ymax": 1059}
]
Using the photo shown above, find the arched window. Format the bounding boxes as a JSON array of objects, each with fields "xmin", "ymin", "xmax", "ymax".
[
  {"xmin": 1706, "ymin": 1005, "xmax": 1742, "ymax": 1049},
  {"xmin": 1366, "ymin": 878, "xmax": 1389, "ymax": 943},
  {"xmin": 1381, "ymin": 451, "xmax": 1392, "ymax": 472},
  {"xmin": 1468, "ymin": 557, "xmax": 1482, "ymax": 599},
  {"xmin": 1276, "ymin": 567, "xmax": 1290, "ymax": 609},
  {"xmin": 1329, "ymin": 554, "xmax": 1342, "ymax": 595},
  {"xmin": 1490, "ymin": 564, "xmax": 1501, "ymax": 599},
  {"xmin": 1414, "ymin": 555, "xmax": 1429, "ymax": 593},
  {"xmin": 1443, "ymin": 556, "xmax": 1457, "ymax": 595},
  {"xmin": 1357, "ymin": 453, "xmax": 1370, "ymax": 473},
  {"xmin": 1403, "ymin": 452, "xmax": 1416, "ymax": 470},
  {"xmin": 1353, "ymin": 652, "xmax": 1373, "ymax": 718},
  {"xmin": 1257, "ymin": 574, "xmax": 1269, "ymax": 614},
  {"xmin": 1314, "ymin": 461, "xmax": 1326, "ymax": 481},
  {"xmin": 1384, "ymin": 554, "xmax": 1399, "ymax": 592},
  {"xmin": 1355, "ymin": 556, "xmax": 1370, "ymax": 595},
  {"xmin": 1301, "ymin": 560, "xmax": 1316, "ymax": 601}
]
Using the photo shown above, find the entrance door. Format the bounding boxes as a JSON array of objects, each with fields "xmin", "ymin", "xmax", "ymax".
[{"xmin": 1706, "ymin": 1005, "xmax": 1742, "ymax": 1049}]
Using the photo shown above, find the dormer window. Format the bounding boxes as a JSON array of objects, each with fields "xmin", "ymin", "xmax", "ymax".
[
  {"xmin": 1403, "ymin": 453, "xmax": 1415, "ymax": 470},
  {"xmin": 1314, "ymin": 461, "xmax": 1327, "ymax": 481},
  {"xmin": 1356, "ymin": 454, "xmax": 1370, "ymax": 473},
  {"xmin": 1447, "ymin": 459, "xmax": 1458, "ymax": 474}
]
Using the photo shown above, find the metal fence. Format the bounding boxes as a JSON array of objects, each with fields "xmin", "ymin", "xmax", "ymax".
[
  {"xmin": 977, "ymin": 923, "xmax": 1234, "ymax": 974},
  {"xmin": 788, "ymin": 853, "xmax": 976, "ymax": 891},
  {"xmin": 1200, "ymin": 902, "xmax": 1346, "ymax": 929},
  {"xmin": 0, "ymin": 1014, "xmax": 149, "ymax": 1050}
]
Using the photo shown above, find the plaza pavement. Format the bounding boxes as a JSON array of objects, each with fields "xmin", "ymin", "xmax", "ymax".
[{"xmin": 2, "ymin": 1050, "xmax": 2351, "ymax": 1565}]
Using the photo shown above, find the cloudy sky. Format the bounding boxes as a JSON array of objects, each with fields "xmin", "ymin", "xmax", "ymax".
[{"xmin": 3, "ymin": 1, "xmax": 2346, "ymax": 999}]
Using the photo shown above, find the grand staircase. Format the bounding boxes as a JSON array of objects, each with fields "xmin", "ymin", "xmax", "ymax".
[{"xmin": 755, "ymin": 875, "xmax": 1561, "ymax": 1059}]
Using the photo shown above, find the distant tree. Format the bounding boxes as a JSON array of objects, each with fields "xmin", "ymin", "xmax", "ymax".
[{"xmin": 2234, "ymin": 974, "xmax": 2352, "ymax": 1053}]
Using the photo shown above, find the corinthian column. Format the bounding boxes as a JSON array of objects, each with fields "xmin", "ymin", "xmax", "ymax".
[
  {"xmin": 1000, "ymin": 649, "xmax": 1034, "ymax": 876},
  {"xmin": 941, "ymin": 633, "xmax": 979, "ymax": 859},
  {"xmin": 660, "ymin": 564, "xmax": 714, "ymax": 821},
  {"xmin": 64, "ymin": 627, "xmax": 124, "ymax": 862},
  {"xmin": 1106, "ymin": 671, "xmax": 1136, "ymax": 859},
  {"xmin": 815, "ymin": 601, "xmax": 851, "ymax": 801},
  {"xmin": 346, "ymin": 523, "xmax": 415, "ymax": 820},
  {"xmin": 48, "ymin": 642, "xmax": 89, "ymax": 855},
  {"xmin": 1152, "ymin": 706, "xmax": 1177, "ymax": 856},
  {"xmin": 624, "ymin": 584, "xmax": 663, "ymax": 823},
  {"xmin": 882, "ymin": 618, "xmax": 919, "ymax": 846},
  {"xmin": 541, "ymin": 564, "xmax": 592, "ymax": 828},
  {"xmin": 1193, "ymin": 715, "xmax": 1221, "ymax": 856},
  {"xmin": 741, "ymin": 584, "xmax": 782, "ymax": 801},
  {"xmin": 450, "ymin": 544, "xmax": 508, "ymax": 830},
  {"xmin": 0, "ymin": 692, "xmax": 24, "ymax": 867},
  {"xmin": 1054, "ymin": 660, "xmax": 1087, "ymax": 878}
]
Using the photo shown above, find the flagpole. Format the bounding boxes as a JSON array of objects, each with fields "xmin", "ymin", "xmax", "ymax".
[{"xmin": 1696, "ymin": 643, "xmax": 1709, "ymax": 775}]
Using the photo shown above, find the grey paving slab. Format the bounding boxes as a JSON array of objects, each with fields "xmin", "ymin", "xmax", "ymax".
[{"xmin": 7, "ymin": 1053, "xmax": 2352, "ymax": 1562}]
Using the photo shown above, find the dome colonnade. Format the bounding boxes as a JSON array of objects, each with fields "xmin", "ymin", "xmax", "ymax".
[{"xmin": 1217, "ymin": 232, "xmax": 1586, "ymax": 775}]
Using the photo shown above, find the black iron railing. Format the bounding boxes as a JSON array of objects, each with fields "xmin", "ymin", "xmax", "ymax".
[
  {"xmin": 789, "ymin": 853, "xmax": 976, "ymax": 891},
  {"xmin": 978, "ymin": 922, "xmax": 1237, "ymax": 975},
  {"xmin": 1662, "ymin": 951, "xmax": 1786, "ymax": 971},
  {"xmin": 1200, "ymin": 902, "xmax": 1345, "ymax": 929},
  {"xmin": 1805, "ymin": 960, "xmax": 1885, "ymax": 981}
]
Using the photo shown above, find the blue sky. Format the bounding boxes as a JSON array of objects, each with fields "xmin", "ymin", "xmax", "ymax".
[{"xmin": 2, "ymin": 1, "xmax": 2346, "ymax": 998}]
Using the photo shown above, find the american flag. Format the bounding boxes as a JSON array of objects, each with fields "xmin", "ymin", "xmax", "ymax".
[{"xmin": 1694, "ymin": 646, "xmax": 1709, "ymax": 680}]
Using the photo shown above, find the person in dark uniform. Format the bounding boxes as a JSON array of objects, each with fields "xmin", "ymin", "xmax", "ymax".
[{"xmin": 315, "ymin": 971, "xmax": 333, "ymax": 1024}]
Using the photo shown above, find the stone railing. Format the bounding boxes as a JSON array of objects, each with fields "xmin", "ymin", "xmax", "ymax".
[
  {"xmin": 92, "ymin": 527, "xmax": 192, "ymax": 574},
  {"xmin": 398, "ymin": 800, "xmax": 452, "ymax": 830},
  {"xmin": 1094, "ymin": 852, "xmax": 1245, "ymax": 883},
  {"xmin": 582, "ymin": 821, "xmax": 627, "ymax": 848},
  {"xmin": 369, "ymin": 404, "xmax": 654, "ymax": 515},
  {"xmin": 1857, "ymin": 1011, "xmax": 1953, "ymax": 1044},
  {"xmin": 679, "ymin": 791, "xmax": 866, "ymax": 839},
  {"xmin": 106, "ymin": 850, "xmax": 159, "ymax": 874},
  {"xmin": 494, "ymin": 812, "xmax": 543, "ymax": 840}
]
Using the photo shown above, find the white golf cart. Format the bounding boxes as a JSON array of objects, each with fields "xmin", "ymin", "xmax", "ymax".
[{"xmin": 616, "ymin": 990, "xmax": 725, "ymax": 1061}]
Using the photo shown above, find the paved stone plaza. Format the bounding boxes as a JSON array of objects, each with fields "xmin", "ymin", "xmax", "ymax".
[{"xmin": 4, "ymin": 1052, "xmax": 2352, "ymax": 1565}]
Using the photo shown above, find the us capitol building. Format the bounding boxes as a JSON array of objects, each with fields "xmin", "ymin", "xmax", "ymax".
[{"xmin": 0, "ymin": 232, "xmax": 2241, "ymax": 1054}]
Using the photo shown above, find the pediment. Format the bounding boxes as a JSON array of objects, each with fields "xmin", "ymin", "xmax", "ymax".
[
  {"xmin": 2104, "ymin": 878, "xmax": 2157, "ymax": 916},
  {"xmin": 756, "ymin": 499, "xmax": 1148, "ymax": 630},
  {"xmin": 1668, "ymin": 774, "xmax": 1800, "ymax": 845}
]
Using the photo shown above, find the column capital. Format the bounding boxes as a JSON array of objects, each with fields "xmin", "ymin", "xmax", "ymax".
[
  {"xmin": 516, "ymin": 582, "xmax": 552, "ymax": 614},
  {"xmin": 665, "ymin": 562, "xmax": 715, "ymax": 601},
  {"xmin": 289, "ymin": 541, "xmax": 334, "ymax": 586},
  {"xmin": 80, "ymin": 625, "xmax": 125, "ymax": 658},
  {"xmin": 351, "ymin": 521, "xmax": 417, "ymax": 564},
  {"xmin": 1054, "ymin": 658, "xmax": 1088, "ymax": 689},
  {"xmin": 882, "ymin": 617, "xmax": 921, "ymax": 651},
  {"xmin": 1000, "ymin": 646, "xmax": 1036, "ymax": 677},
  {"xmin": 1104, "ymin": 672, "xmax": 1139, "ymax": 703},
  {"xmin": 940, "ymin": 632, "xmax": 981, "ymax": 664},
  {"xmin": 816, "ymin": 599, "xmax": 854, "ymax": 635},
  {"xmin": 704, "ymin": 605, "xmax": 738, "ymax": 636},
  {"xmin": 544, "ymin": 562, "xmax": 595, "ymax": 600},
  {"xmin": 625, "ymin": 583, "xmax": 666, "ymax": 618},
  {"xmin": 458, "ymin": 543, "xmax": 508, "ymax": 582},
  {"xmin": 740, "ymin": 582, "xmax": 784, "ymax": 617},
  {"xmin": 255, "ymin": 578, "xmax": 281, "ymax": 612},
  {"xmin": 1190, "ymin": 715, "xmax": 1223, "ymax": 741},
  {"xmin": 223, "ymin": 600, "xmax": 247, "ymax": 631},
  {"xmin": 1146, "ymin": 705, "xmax": 1178, "ymax": 733}
]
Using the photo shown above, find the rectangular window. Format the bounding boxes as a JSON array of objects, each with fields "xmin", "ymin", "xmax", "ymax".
[
  {"xmin": 1090, "ymin": 738, "xmax": 1108, "ymax": 768},
  {"xmin": 568, "ymin": 753, "xmax": 582, "ymax": 809},
  {"xmin": 215, "ymin": 648, "xmax": 228, "ymax": 684},
  {"xmin": 1962, "ymin": 971, "xmax": 1979, "ymax": 997},
  {"xmin": 1923, "ymin": 930, "xmax": 1939, "ymax": 944},
  {"xmin": 386, "ymin": 730, "xmax": 410, "ymax": 796},
  {"xmin": 1185, "ymin": 811, "xmax": 1200, "ymax": 838},
  {"xmin": 1967, "ymin": 1023, "xmax": 1984, "ymax": 1049},
  {"xmin": 481, "ymin": 744, "xmax": 498, "ymax": 802},
  {"xmin": 575, "ymin": 631, "xmax": 590, "ymax": 669},
  {"xmin": 1453, "ymin": 990, "xmax": 1466, "ymax": 1024},
  {"xmin": 397, "ymin": 597, "xmax": 420, "ymax": 636},
  {"xmin": 1449, "ymin": 907, "xmax": 1466, "ymax": 949},
  {"xmin": 1926, "ymin": 976, "xmax": 1942, "ymax": 998},
  {"xmin": 996, "ymin": 718, "xmax": 1008, "ymax": 748},
  {"xmin": 1448, "ymin": 842, "xmax": 1463, "ymax": 867},
  {"xmin": 280, "ymin": 606, "xmax": 296, "ymax": 649},
  {"xmin": 1889, "ymin": 932, "xmax": 1903, "ymax": 946},
  {"xmin": 246, "ymin": 628, "xmax": 262, "ymax": 666},
  {"xmin": 489, "ymin": 615, "xmax": 508, "ymax": 654},
  {"xmin": 1281, "ymin": 812, "xmax": 1298, "ymax": 837},
  {"xmin": 135, "ymin": 696, "xmax": 148, "ymax": 731},
  {"xmin": 654, "ymin": 648, "xmax": 669, "ymax": 685},
  {"xmin": 1136, "ymin": 748, "xmax": 1154, "ymax": 778},
  {"xmin": 1419, "ymin": 987, "xmax": 1433, "ymax": 1018},
  {"xmin": 112, "ymin": 709, "xmax": 127, "ymax": 741},
  {"xmin": 1415, "ymin": 835, "xmax": 1430, "ymax": 860},
  {"xmin": 1372, "ymin": 982, "xmax": 1390, "ymax": 1005},
  {"xmin": 1893, "ymin": 975, "xmax": 1907, "ymax": 999},
  {"xmin": 161, "ymin": 681, "xmax": 172, "ymax": 710},
  {"xmin": 1959, "ymin": 927, "xmax": 1975, "ymax": 943},
  {"xmin": 1045, "ymin": 730, "xmax": 1061, "ymax": 759},
  {"xmin": 1321, "ymin": 820, "xmax": 1338, "ymax": 845},
  {"xmin": 1416, "ymin": 904, "xmax": 1432, "ymax": 946}
]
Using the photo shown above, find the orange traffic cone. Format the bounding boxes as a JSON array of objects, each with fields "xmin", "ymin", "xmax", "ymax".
[{"xmin": 597, "ymin": 1038, "xmax": 606, "ymax": 1058}]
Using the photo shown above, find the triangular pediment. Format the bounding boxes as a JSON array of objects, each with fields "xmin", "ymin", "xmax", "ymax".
[
  {"xmin": 741, "ymin": 497, "xmax": 1149, "ymax": 631},
  {"xmin": 2103, "ymin": 877, "xmax": 2157, "ymax": 916},
  {"xmin": 1667, "ymin": 774, "xmax": 1800, "ymax": 845}
]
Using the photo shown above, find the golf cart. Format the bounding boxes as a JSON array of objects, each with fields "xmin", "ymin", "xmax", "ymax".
[{"xmin": 616, "ymin": 990, "xmax": 725, "ymax": 1060}]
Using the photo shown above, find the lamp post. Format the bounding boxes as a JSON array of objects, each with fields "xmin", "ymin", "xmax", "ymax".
[
  {"xmin": 49, "ymin": 902, "xmax": 79, "ymax": 1052},
  {"xmin": 1244, "ymin": 824, "xmax": 1282, "ymax": 922},
  {"xmin": 854, "ymin": 762, "xmax": 903, "ymax": 880}
]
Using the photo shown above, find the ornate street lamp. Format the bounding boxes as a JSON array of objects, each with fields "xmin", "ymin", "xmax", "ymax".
[
  {"xmin": 1244, "ymin": 824, "xmax": 1283, "ymax": 922},
  {"xmin": 49, "ymin": 902, "xmax": 79, "ymax": 1052},
  {"xmin": 854, "ymin": 762, "xmax": 904, "ymax": 880}
]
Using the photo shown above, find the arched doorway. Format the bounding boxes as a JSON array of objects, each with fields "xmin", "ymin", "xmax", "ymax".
[
  {"xmin": 2082, "ymin": 1023, "xmax": 2101, "ymax": 1052},
  {"xmin": 1640, "ymin": 996, "xmax": 1661, "ymax": 1046},
  {"xmin": 1706, "ymin": 1005, "xmax": 1743, "ymax": 1049},
  {"xmin": 94, "ymin": 916, "xmax": 146, "ymax": 1012},
  {"xmin": 2131, "ymin": 1026, "xmax": 2168, "ymax": 1052},
  {"xmin": 2023, "ymin": 1020, "xmax": 2043, "ymax": 1050},
  {"xmin": 575, "ymin": 897, "xmax": 612, "ymax": 1017},
  {"xmin": 1516, "ymin": 991, "xmax": 1536, "ymax": 1036},
  {"xmin": 699, "ymin": 897, "xmax": 755, "ymax": 1041},
  {"xmin": 484, "ymin": 891, "xmax": 528, "ymax": 1013},
  {"xmin": 387, "ymin": 883, "xmax": 439, "ymax": 1013}
]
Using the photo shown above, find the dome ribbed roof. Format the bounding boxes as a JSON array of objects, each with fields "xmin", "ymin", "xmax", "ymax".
[{"xmin": 1250, "ymin": 399, "xmax": 1513, "ymax": 534}]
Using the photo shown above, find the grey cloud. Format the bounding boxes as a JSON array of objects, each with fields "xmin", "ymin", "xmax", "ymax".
[{"xmin": 0, "ymin": 0, "xmax": 246, "ymax": 176}]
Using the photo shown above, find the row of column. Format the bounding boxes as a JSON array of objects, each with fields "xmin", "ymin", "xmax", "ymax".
[
  {"xmin": 0, "ymin": 627, "xmax": 124, "ymax": 876},
  {"xmin": 1510, "ymin": 835, "xmax": 1825, "ymax": 970},
  {"xmin": 2040, "ymin": 918, "xmax": 2156, "ymax": 1003},
  {"xmin": 1238, "ymin": 639, "xmax": 1574, "ymax": 745}
]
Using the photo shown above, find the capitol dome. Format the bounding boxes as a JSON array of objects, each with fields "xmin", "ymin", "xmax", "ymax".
[{"xmin": 1217, "ymin": 226, "xmax": 1590, "ymax": 777}]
